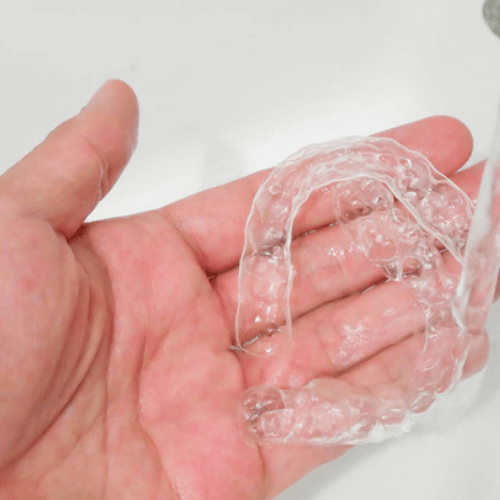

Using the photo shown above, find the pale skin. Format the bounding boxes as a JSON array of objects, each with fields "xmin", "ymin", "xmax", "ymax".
[{"xmin": 0, "ymin": 80, "xmax": 491, "ymax": 499}]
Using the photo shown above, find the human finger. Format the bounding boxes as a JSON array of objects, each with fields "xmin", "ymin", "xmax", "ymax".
[
  {"xmin": 162, "ymin": 116, "xmax": 473, "ymax": 274},
  {"xmin": 239, "ymin": 280, "xmax": 423, "ymax": 388},
  {"xmin": 247, "ymin": 324, "xmax": 488, "ymax": 498},
  {"xmin": 238, "ymin": 231, "xmax": 489, "ymax": 386},
  {"xmin": 0, "ymin": 80, "xmax": 138, "ymax": 238},
  {"xmin": 241, "ymin": 324, "xmax": 488, "ymax": 447},
  {"xmin": 214, "ymin": 159, "xmax": 481, "ymax": 347},
  {"xmin": 238, "ymin": 238, "xmax": 490, "ymax": 444}
]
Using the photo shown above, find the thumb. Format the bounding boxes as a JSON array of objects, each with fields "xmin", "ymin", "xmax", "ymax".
[{"xmin": 0, "ymin": 80, "xmax": 139, "ymax": 237}]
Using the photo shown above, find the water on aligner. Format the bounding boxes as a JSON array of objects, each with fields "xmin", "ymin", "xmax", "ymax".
[
  {"xmin": 454, "ymin": 116, "xmax": 500, "ymax": 340},
  {"xmin": 236, "ymin": 133, "xmax": 497, "ymax": 445}
]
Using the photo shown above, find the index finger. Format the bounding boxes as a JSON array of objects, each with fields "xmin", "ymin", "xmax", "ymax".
[{"xmin": 161, "ymin": 116, "xmax": 473, "ymax": 274}]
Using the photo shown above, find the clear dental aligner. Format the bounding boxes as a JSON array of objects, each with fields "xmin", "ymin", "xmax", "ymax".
[{"xmin": 236, "ymin": 136, "xmax": 475, "ymax": 445}]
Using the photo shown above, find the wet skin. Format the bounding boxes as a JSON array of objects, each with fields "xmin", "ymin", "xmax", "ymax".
[{"xmin": 0, "ymin": 81, "xmax": 490, "ymax": 499}]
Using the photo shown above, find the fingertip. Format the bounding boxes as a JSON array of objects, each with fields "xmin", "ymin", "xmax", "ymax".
[
  {"xmin": 110, "ymin": 79, "xmax": 140, "ymax": 154},
  {"xmin": 85, "ymin": 80, "xmax": 139, "ymax": 123},
  {"xmin": 376, "ymin": 115, "xmax": 473, "ymax": 176},
  {"xmin": 69, "ymin": 80, "xmax": 139, "ymax": 182},
  {"xmin": 451, "ymin": 159, "xmax": 486, "ymax": 202},
  {"xmin": 425, "ymin": 115, "xmax": 474, "ymax": 162},
  {"xmin": 88, "ymin": 79, "xmax": 138, "ymax": 109},
  {"xmin": 462, "ymin": 333, "xmax": 490, "ymax": 378}
]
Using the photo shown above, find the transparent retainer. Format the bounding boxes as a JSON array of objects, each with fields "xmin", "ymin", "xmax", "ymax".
[{"xmin": 235, "ymin": 136, "xmax": 480, "ymax": 445}]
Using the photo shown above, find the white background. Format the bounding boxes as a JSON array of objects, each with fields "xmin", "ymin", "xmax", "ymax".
[{"xmin": 0, "ymin": 1, "xmax": 498, "ymax": 499}]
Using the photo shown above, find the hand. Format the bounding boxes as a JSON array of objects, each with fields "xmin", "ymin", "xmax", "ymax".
[{"xmin": 0, "ymin": 81, "xmax": 489, "ymax": 499}]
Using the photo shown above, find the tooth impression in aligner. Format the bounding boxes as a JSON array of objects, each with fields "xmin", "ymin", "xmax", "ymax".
[{"xmin": 236, "ymin": 136, "xmax": 473, "ymax": 445}]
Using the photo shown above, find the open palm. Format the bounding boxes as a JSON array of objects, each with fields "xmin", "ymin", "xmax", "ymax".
[{"xmin": 0, "ymin": 81, "xmax": 489, "ymax": 499}]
